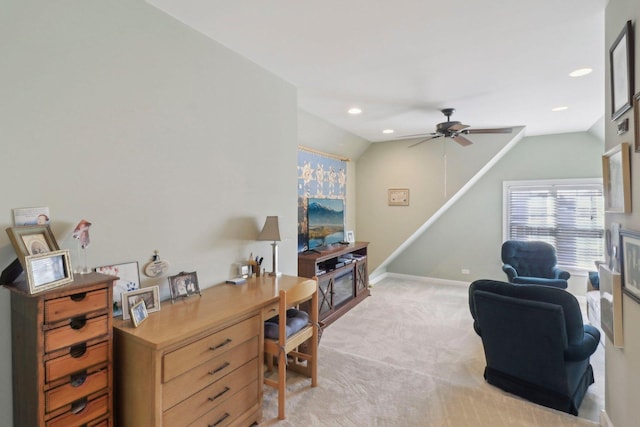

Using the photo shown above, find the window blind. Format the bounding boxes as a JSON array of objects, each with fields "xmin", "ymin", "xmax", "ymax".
[{"xmin": 505, "ymin": 181, "xmax": 604, "ymax": 271}]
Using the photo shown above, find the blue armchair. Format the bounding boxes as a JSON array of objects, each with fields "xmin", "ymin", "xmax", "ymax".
[
  {"xmin": 501, "ymin": 240, "xmax": 570, "ymax": 289},
  {"xmin": 468, "ymin": 279, "xmax": 600, "ymax": 415}
]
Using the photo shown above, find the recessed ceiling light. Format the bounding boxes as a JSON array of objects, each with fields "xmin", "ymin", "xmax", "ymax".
[
  {"xmin": 569, "ymin": 68, "xmax": 593, "ymax": 77},
  {"xmin": 347, "ymin": 107, "xmax": 362, "ymax": 115},
  {"xmin": 552, "ymin": 106, "xmax": 569, "ymax": 112},
  {"xmin": 382, "ymin": 129, "xmax": 394, "ymax": 134}
]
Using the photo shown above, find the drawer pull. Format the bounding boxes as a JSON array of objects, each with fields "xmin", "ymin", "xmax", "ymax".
[
  {"xmin": 209, "ymin": 362, "xmax": 230, "ymax": 375},
  {"xmin": 70, "ymin": 292, "xmax": 87, "ymax": 301},
  {"xmin": 208, "ymin": 386, "xmax": 230, "ymax": 402},
  {"xmin": 209, "ymin": 412, "xmax": 230, "ymax": 427},
  {"xmin": 70, "ymin": 371, "xmax": 87, "ymax": 387},
  {"xmin": 69, "ymin": 343, "xmax": 87, "ymax": 358},
  {"xmin": 70, "ymin": 316, "xmax": 87, "ymax": 330},
  {"xmin": 209, "ymin": 338, "xmax": 232, "ymax": 351},
  {"xmin": 71, "ymin": 398, "xmax": 88, "ymax": 414}
]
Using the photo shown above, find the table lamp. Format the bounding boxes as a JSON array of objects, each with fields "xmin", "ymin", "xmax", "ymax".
[{"xmin": 257, "ymin": 216, "xmax": 281, "ymax": 276}]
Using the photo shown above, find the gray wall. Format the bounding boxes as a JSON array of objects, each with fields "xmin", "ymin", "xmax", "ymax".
[
  {"xmin": 0, "ymin": 1, "xmax": 299, "ymax": 424},
  {"xmin": 385, "ymin": 132, "xmax": 603, "ymax": 287},
  {"xmin": 604, "ymin": 2, "xmax": 640, "ymax": 426}
]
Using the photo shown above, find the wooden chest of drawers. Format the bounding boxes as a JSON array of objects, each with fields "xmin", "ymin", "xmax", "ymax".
[{"xmin": 7, "ymin": 273, "xmax": 116, "ymax": 427}]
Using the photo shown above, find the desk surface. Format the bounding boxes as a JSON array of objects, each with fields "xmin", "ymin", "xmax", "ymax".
[{"xmin": 113, "ymin": 274, "xmax": 311, "ymax": 350}]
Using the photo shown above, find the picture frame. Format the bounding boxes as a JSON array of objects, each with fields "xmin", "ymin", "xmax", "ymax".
[
  {"xmin": 95, "ymin": 261, "xmax": 141, "ymax": 316},
  {"xmin": 388, "ymin": 188, "xmax": 409, "ymax": 206},
  {"xmin": 6, "ymin": 225, "xmax": 60, "ymax": 269},
  {"xmin": 619, "ymin": 229, "xmax": 640, "ymax": 304},
  {"xmin": 168, "ymin": 271, "xmax": 201, "ymax": 303},
  {"xmin": 129, "ymin": 300, "xmax": 149, "ymax": 327},
  {"xmin": 609, "ymin": 20, "xmax": 634, "ymax": 120},
  {"xmin": 634, "ymin": 92, "xmax": 640, "ymax": 152},
  {"xmin": 121, "ymin": 286, "xmax": 160, "ymax": 320},
  {"xmin": 24, "ymin": 249, "xmax": 73, "ymax": 294},
  {"xmin": 602, "ymin": 143, "xmax": 631, "ymax": 213},
  {"xmin": 599, "ymin": 264, "xmax": 624, "ymax": 347},
  {"xmin": 345, "ymin": 230, "xmax": 355, "ymax": 243}
]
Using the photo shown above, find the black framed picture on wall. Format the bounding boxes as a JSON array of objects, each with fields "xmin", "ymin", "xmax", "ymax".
[{"xmin": 609, "ymin": 20, "xmax": 634, "ymax": 120}]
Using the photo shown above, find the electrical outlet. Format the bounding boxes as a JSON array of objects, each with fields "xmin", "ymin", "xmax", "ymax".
[{"xmin": 461, "ymin": 268, "xmax": 470, "ymax": 275}]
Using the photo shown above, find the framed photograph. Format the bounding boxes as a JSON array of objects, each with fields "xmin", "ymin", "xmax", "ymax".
[
  {"xmin": 168, "ymin": 271, "xmax": 201, "ymax": 303},
  {"xmin": 95, "ymin": 261, "xmax": 141, "ymax": 316},
  {"xmin": 634, "ymin": 92, "xmax": 640, "ymax": 152},
  {"xmin": 121, "ymin": 286, "xmax": 160, "ymax": 320},
  {"xmin": 599, "ymin": 264, "xmax": 624, "ymax": 347},
  {"xmin": 609, "ymin": 20, "xmax": 634, "ymax": 120},
  {"xmin": 620, "ymin": 229, "xmax": 640, "ymax": 304},
  {"xmin": 602, "ymin": 143, "xmax": 631, "ymax": 213},
  {"xmin": 24, "ymin": 249, "xmax": 73, "ymax": 294},
  {"xmin": 129, "ymin": 300, "xmax": 149, "ymax": 327},
  {"xmin": 388, "ymin": 188, "xmax": 409, "ymax": 206},
  {"xmin": 6, "ymin": 225, "xmax": 60, "ymax": 268},
  {"xmin": 13, "ymin": 207, "xmax": 50, "ymax": 226},
  {"xmin": 345, "ymin": 230, "xmax": 355, "ymax": 243}
]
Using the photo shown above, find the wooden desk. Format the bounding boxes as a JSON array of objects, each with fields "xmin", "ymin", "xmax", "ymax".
[{"xmin": 113, "ymin": 274, "xmax": 311, "ymax": 427}]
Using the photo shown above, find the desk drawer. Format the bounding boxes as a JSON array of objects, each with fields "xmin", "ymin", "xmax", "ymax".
[
  {"xmin": 46, "ymin": 341, "xmax": 109, "ymax": 383},
  {"xmin": 45, "ymin": 289, "xmax": 109, "ymax": 324},
  {"xmin": 163, "ymin": 315, "xmax": 259, "ymax": 382},
  {"xmin": 262, "ymin": 302, "xmax": 279, "ymax": 321},
  {"xmin": 163, "ymin": 360, "xmax": 257, "ymax": 426},
  {"xmin": 163, "ymin": 336, "xmax": 258, "ymax": 410},
  {"xmin": 46, "ymin": 393, "xmax": 108, "ymax": 427},
  {"xmin": 46, "ymin": 369, "xmax": 109, "ymax": 412},
  {"xmin": 186, "ymin": 380, "xmax": 258, "ymax": 427},
  {"xmin": 45, "ymin": 315, "xmax": 109, "ymax": 353}
]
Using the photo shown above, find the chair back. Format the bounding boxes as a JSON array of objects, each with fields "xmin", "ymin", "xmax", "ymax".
[
  {"xmin": 275, "ymin": 278, "xmax": 318, "ymax": 347},
  {"xmin": 501, "ymin": 240, "xmax": 558, "ymax": 278}
]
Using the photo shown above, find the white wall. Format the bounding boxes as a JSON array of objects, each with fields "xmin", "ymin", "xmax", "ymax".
[
  {"xmin": 385, "ymin": 132, "xmax": 603, "ymax": 287},
  {"xmin": 604, "ymin": 2, "xmax": 640, "ymax": 426},
  {"xmin": 0, "ymin": 1, "xmax": 298, "ymax": 425}
]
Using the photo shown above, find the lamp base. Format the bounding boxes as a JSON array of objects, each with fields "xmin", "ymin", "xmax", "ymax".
[{"xmin": 268, "ymin": 271, "xmax": 282, "ymax": 277}]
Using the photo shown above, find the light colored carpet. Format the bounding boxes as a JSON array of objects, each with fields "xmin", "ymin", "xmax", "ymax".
[{"xmin": 260, "ymin": 276, "xmax": 603, "ymax": 426}]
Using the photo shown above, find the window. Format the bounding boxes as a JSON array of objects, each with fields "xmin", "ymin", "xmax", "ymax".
[{"xmin": 503, "ymin": 179, "xmax": 604, "ymax": 271}]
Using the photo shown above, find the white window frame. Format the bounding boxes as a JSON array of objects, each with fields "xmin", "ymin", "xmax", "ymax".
[{"xmin": 502, "ymin": 178, "xmax": 604, "ymax": 275}]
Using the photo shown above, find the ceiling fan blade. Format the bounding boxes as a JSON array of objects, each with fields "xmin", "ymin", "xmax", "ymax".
[
  {"xmin": 464, "ymin": 127, "xmax": 513, "ymax": 134},
  {"xmin": 452, "ymin": 135, "xmax": 473, "ymax": 146},
  {"xmin": 449, "ymin": 123, "xmax": 470, "ymax": 132},
  {"xmin": 394, "ymin": 132, "xmax": 437, "ymax": 140},
  {"xmin": 408, "ymin": 135, "xmax": 441, "ymax": 148}
]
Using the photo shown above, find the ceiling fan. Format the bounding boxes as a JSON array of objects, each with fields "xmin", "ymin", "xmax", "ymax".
[{"xmin": 402, "ymin": 108, "xmax": 513, "ymax": 148}]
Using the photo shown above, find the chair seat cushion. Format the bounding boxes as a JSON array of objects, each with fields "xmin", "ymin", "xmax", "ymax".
[{"xmin": 264, "ymin": 308, "xmax": 309, "ymax": 339}]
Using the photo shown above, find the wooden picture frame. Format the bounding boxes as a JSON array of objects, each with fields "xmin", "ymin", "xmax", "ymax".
[
  {"xmin": 388, "ymin": 188, "xmax": 409, "ymax": 206},
  {"xmin": 610, "ymin": 20, "xmax": 634, "ymax": 120},
  {"xmin": 599, "ymin": 264, "xmax": 624, "ymax": 347},
  {"xmin": 121, "ymin": 286, "xmax": 161, "ymax": 320},
  {"xmin": 6, "ymin": 225, "xmax": 60, "ymax": 269},
  {"xmin": 620, "ymin": 229, "xmax": 640, "ymax": 304},
  {"xmin": 602, "ymin": 143, "xmax": 631, "ymax": 213},
  {"xmin": 24, "ymin": 249, "xmax": 73, "ymax": 294},
  {"xmin": 634, "ymin": 92, "xmax": 640, "ymax": 152},
  {"xmin": 129, "ymin": 300, "xmax": 149, "ymax": 327},
  {"xmin": 168, "ymin": 271, "xmax": 201, "ymax": 303}
]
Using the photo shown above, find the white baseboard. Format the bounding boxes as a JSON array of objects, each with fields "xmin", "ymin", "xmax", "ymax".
[
  {"xmin": 375, "ymin": 272, "xmax": 469, "ymax": 287},
  {"xmin": 600, "ymin": 409, "xmax": 613, "ymax": 427}
]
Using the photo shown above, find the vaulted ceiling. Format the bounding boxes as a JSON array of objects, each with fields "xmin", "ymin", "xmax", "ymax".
[{"xmin": 147, "ymin": 0, "xmax": 606, "ymax": 142}]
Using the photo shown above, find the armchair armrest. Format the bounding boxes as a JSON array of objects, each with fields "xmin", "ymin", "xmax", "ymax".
[
  {"xmin": 552, "ymin": 267, "xmax": 571, "ymax": 280},
  {"xmin": 502, "ymin": 264, "xmax": 517, "ymax": 282},
  {"xmin": 564, "ymin": 324, "xmax": 600, "ymax": 361}
]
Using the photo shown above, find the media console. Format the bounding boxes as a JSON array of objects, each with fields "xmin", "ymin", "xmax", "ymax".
[{"xmin": 298, "ymin": 242, "xmax": 369, "ymax": 326}]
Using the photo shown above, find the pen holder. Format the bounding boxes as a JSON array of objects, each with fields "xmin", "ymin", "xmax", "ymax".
[{"xmin": 249, "ymin": 260, "xmax": 260, "ymax": 277}]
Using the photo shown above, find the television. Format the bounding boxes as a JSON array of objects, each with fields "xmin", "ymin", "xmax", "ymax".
[{"xmin": 307, "ymin": 198, "xmax": 345, "ymax": 250}]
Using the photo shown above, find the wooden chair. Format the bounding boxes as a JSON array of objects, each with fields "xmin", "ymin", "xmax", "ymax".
[{"xmin": 264, "ymin": 277, "xmax": 318, "ymax": 420}]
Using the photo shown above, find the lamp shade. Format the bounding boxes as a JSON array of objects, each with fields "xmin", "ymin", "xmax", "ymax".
[{"xmin": 257, "ymin": 216, "xmax": 281, "ymax": 242}]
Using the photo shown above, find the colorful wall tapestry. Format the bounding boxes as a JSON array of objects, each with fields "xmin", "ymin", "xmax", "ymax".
[{"xmin": 297, "ymin": 149, "xmax": 347, "ymax": 251}]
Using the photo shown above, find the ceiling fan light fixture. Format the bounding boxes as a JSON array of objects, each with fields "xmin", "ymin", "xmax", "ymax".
[
  {"xmin": 347, "ymin": 107, "xmax": 362, "ymax": 115},
  {"xmin": 569, "ymin": 68, "xmax": 592, "ymax": 77}
]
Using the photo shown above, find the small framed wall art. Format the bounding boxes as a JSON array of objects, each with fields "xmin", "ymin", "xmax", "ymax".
[
  {"xmin": 602, "ymin": 143, "xmax": 631, "ymax": 213},
  {"xmin": 388, "ymin": 188, "xmax": 409, "ymax": 206},
  {"xmin": 6, "ymin": 225, "xmax": 60, "ymax": 269},
  {"xmin": 168, "ymin": 271, "xmax": 201, "ymax": 303},
  {"xmin": 634, "ymin": 92, "xmax": 640, "ymax": 152},
  {"xmin": 121, "ymin": 286, "xmax": 161, "ymax": 320},
  {"xmin": 24, "ymin": 249, "xmax": 73, "ymax": 294},
  {"xmin": 609, "ymin": 20, "xmax": 634, "ymax": 120},
  {"xmin": 620, "ymin": 229, "xmax": 640, "ymax": 304}
]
